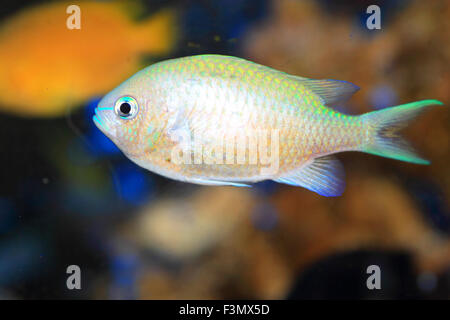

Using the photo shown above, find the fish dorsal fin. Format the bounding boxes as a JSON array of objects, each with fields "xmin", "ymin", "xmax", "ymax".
[
  {"xmin": 290, "ymin": 76, "xmax": 359, "ymax": 107},
  {"xmin": 274, "ymin": 155, "xmax": 345, "ymax": 196}
]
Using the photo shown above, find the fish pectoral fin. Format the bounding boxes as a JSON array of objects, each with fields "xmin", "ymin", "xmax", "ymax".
[
  {"xmin": 189, "ymin": 177, "xmax": 252, "ymax": 188},
  {"xmin": 167, "ymin": 110, "xmax": 192, "ymax": 147},
  {"xmin": 274, "ymin": 155, "xmax": 345, "ymax": 196},
  {"xmin": 290, "ymin": 76, "xmax": 359, "ymax": 107}
]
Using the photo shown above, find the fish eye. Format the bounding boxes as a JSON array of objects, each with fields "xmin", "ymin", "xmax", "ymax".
[{"xmin": 114, "ymin": 96, "xmax": 138, "ymax": 119}]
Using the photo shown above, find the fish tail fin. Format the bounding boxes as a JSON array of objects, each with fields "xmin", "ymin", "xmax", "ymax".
[
  {"xmin": 134, "ymin": 8, "xmax": 177, "ymax": 54},
  {"xmin": 360, "ymin": 99, "xmax": 444, "ymax": 164}
]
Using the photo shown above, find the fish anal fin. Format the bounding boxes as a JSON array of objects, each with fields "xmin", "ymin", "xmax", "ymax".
[{"xmin": 274, "ymin": 155, "xmax": 345, "ymax": 196}]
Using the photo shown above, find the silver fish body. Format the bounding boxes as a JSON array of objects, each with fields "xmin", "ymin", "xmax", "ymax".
[{"xmin": 94, "ymin": 55, "xmax": 443, "ymax": 196}]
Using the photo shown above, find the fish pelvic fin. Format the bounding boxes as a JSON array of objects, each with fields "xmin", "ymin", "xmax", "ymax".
[
  {"xmin": 134, "ymin": 8, "xmax": 177, "ymax": 54},
  {"xmin": 360, "ymin": 99, "xmax": 444, "ymax": 164},
  {"xmin": 189, "ymin": 177, "xmax": 251, "ymax": 188},
  {"xmin": 274, "ymin": 155, "xmax": 345, "ymax": 197}
]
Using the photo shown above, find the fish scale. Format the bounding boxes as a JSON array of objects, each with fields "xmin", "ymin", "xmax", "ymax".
[
  {"xmin": 94, "ymin": 55, "xmax": 443, "ymax": 196},
  {"xmin": 142, "ymin": 56, "xmax": 360, "ymax": 177}
]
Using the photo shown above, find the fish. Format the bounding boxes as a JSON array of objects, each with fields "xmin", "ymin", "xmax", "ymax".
[
  {"xmin": 94, "ymin": 54, "xmax": 444, "ymax": 196},
  {"xmin": 0, "ymin": 1, "xmax": 176, "ymax": 117}
]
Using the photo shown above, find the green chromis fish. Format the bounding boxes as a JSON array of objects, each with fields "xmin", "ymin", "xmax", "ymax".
[{"xmin": 94, "ymin": 54, "xmax": 444, "ymax": 196}]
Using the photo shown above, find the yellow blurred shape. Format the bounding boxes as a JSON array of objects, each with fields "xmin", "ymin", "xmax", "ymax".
[{"xmin": 0, "ymin": 1, "xmax": 177, "ymax": 117}]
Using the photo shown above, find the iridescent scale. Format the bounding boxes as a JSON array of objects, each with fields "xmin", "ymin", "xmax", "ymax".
[{"xmin": 136, "ymin": 55, "xmax": 364, "ymax": 181}]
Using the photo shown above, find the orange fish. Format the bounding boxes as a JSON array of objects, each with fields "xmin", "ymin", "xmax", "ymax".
[{"xmin": 0, "ymin": 1, "xmax": 177, "ymax": 117}]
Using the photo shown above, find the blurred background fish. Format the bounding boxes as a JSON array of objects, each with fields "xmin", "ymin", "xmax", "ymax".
[
  {"xmin": 0, "ymin": 0, "xmax": 177, "ymax": 117},
  {"xmin": 0, "ymin": 0, "xmax": 449, "ymax": 300}
]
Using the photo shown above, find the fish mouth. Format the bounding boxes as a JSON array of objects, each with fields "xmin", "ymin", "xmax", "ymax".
[{"xmin": 93, "ymin": 107, "xmax": 112, "ymax": 134}]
